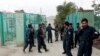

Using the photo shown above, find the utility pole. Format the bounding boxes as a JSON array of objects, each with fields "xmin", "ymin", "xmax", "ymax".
[{"xmin": 40, "ymin": 8, "xmax": 42, "ymax": 15}]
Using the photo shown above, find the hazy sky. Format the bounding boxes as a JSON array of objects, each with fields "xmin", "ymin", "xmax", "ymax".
[{"xmin": 0, "ymin": 0, "xmax": 100, "ymax": 17}]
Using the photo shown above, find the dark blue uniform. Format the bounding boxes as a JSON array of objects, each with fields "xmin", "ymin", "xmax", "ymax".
[
  {"xmin": 77, "ymin": 26, "xmax": 99, "ymax": 56},
  {"xmin": 75, "ymin": 25, "xmax": 80, "ymax": 48},
  {"xmin": 23, "ymin": 28, "xmax": 34, "ymax": 52},
  {"xmin": 60, "ymin": 26, "xmax": 65, "ymax": 40},
  {"xmin": 70, "ymin": 27, "xmax": 74, "ymax": 48},
  {"xmin": 63, "ymin": 28, "xmax": 67, "ymax": 54},
  {"xmin": 63, "ymin": 28, "xmax": 73, "ymax": 56},
  {"xmin": 46, "ymin": 26, "xmax": 54, "ymax": 43}
]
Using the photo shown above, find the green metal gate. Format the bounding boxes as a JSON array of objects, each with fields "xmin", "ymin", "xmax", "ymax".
[
  {"xmin": 3, "ymin": 12, "xmax": 16, "ymax": 41},
  {"xmin": 0, "ymin": 12, "xmax": 4, "ymax": 46},
  {"xmin": 25, "ymin": 13, "xmax": 47, "ymax": 30},
  {"xmin": 0, "ymin": 12, "xmax": 16, "ymax": 46}
]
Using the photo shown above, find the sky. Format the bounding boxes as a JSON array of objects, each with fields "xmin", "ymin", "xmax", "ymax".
[{"xmin": 0, "ymin": 0, "xmax": 100, "ymax": 17}]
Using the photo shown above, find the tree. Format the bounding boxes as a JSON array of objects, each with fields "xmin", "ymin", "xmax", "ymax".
[
  {"xmin": 92, "ymin": 0, "xmax": 100, "ymax": 29},
  {"xmin": 55, "ymin": 2, "xmax": 77, "ymax": 25},
  {"xmin": 79, "ymin": 7, "xmax": 84, "ymax": 11},
  {"xmin": 92, "ymin": 0, "xmax": 100, "ymax": 16}
]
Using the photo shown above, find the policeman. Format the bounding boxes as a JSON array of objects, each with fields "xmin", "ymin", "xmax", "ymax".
[
  {"xmin": 41, "ymin": 23, "xmax": 46, "ymax": 38},
  {"xmin": 60, "ymin": 25, "xmax": 65, "ymax": 41},
  {"xmin": 62, "ymin": 22, "xmax": 73, "ymax": 56},
  {"xmin": 37, "ymin": 24, "xmax": 49, "ymax": 53},
  {"xmin": 55, "ymin": 25, "xmax": 59, "ymax": 41},
  {"xmin": 23, "ymin": 24, "xmax": 34, "ymax": 52},
  {"xmin": 46, "ymin": 23, "xmax": 54, "ymax": 43},
  {"xmin": 69, "ymin": 23, "xmax": 74, "ymax": 49},
  {"xmin": 31, "ymin": 27, "xmax": 36, "ymax": 47},
  {"xmin": 75, "ymin": 23, "xmax": 80, "ymax": 48},
  {"xmin": 77, "ymin": 18, "xmax": 100, "ymax": 56},
  {"xmin": 62, "ymin": 24, "xmax": 66, "ymax": 54}
]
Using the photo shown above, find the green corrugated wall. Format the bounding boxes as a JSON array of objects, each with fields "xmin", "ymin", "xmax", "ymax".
[{"xmin": 66, "ymin": 10, "xmax": 94, "ymax": 30}]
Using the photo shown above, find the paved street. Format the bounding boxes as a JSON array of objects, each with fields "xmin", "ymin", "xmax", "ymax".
[{"xmin": 0, "ymin": 40, "xmax": 100, "ymax": 56}]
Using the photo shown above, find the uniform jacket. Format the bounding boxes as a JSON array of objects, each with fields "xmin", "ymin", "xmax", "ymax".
[{"xmin": 78, "ymin": 26, "xmax": 100, "ymax": 44}]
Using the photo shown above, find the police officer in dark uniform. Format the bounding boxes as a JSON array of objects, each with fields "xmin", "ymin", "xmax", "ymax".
[
  {"xmin": 69, "ymin": 23, "xmax": 74, "ymax": 49},
  {"xmin": 62, "ymin": 22, "xmax": 73, "ymax": 56},
  {"xmin": 60, "ymin": 25, "xmax": 65, "ymax": 41},
  {"xmin": 37, "ymin": 24, "xmax": 49, "ymax": 53},
  {"xmin": 31, "ymin": 27, "xmax": 36, "ymax": 47},
  {"xmin": 46, "ymin": 24, "xmax": 54, "ymax": 43},
  {"xmin": 74, "ymin": 23, "xmax": 80, "ymax": 48},
  {"xmin": 77, "ymin": 18, "xmax": 100, "ymax": 56},
  {"xmin": 23, "ymin": 24, "xmax": 34, "ymax": 52},
  {"xmin": 62, "ymin": 23, "xmax": 67, "ymax": 54}
]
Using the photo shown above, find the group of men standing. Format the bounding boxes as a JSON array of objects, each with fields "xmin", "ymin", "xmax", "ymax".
[
  {"xmin": 23, "ymin": 18, "xmax": 100, "ymax": 56},
  {"xmin": 62, "ymin": 18, "xmax": 100, "ymax": 56}
]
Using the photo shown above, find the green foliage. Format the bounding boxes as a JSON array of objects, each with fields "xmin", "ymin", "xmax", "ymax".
[
  {"xmin": 92, "ymin": 1, "xmax": 100, "ymax": 16},
  {"xmin": 55, "ymin": 2, "xmax": 76, "ymax": 25}
]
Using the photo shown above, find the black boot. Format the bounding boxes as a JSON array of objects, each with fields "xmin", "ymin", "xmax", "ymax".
[
  {"xmin": 29, "ymin": 50, "xmax": 32, "ymax": 52},
  {"xmin": 45, "ymin": 49, "xmax": 49, "ymax": 52},
  {"xmin": 23, "ymin": 49, "xmax": 26, "ymax": 53},
  {"xmin": 62, "ymin": 51, "xmax": 66, "ymax": 54}
]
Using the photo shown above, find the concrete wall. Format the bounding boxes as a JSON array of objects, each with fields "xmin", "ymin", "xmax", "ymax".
[{"xmin": 15, "ymin": 12, "xmax": 25, "ymax": 46}]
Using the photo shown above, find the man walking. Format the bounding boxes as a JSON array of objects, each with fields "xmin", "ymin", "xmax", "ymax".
[
  {"xmin": 37, "ymin": 24, "xmax": 49, "ymax": 53},
  {"xmin": 23, "ymin": 24, "xmax": 34, "ymax": 52}
]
